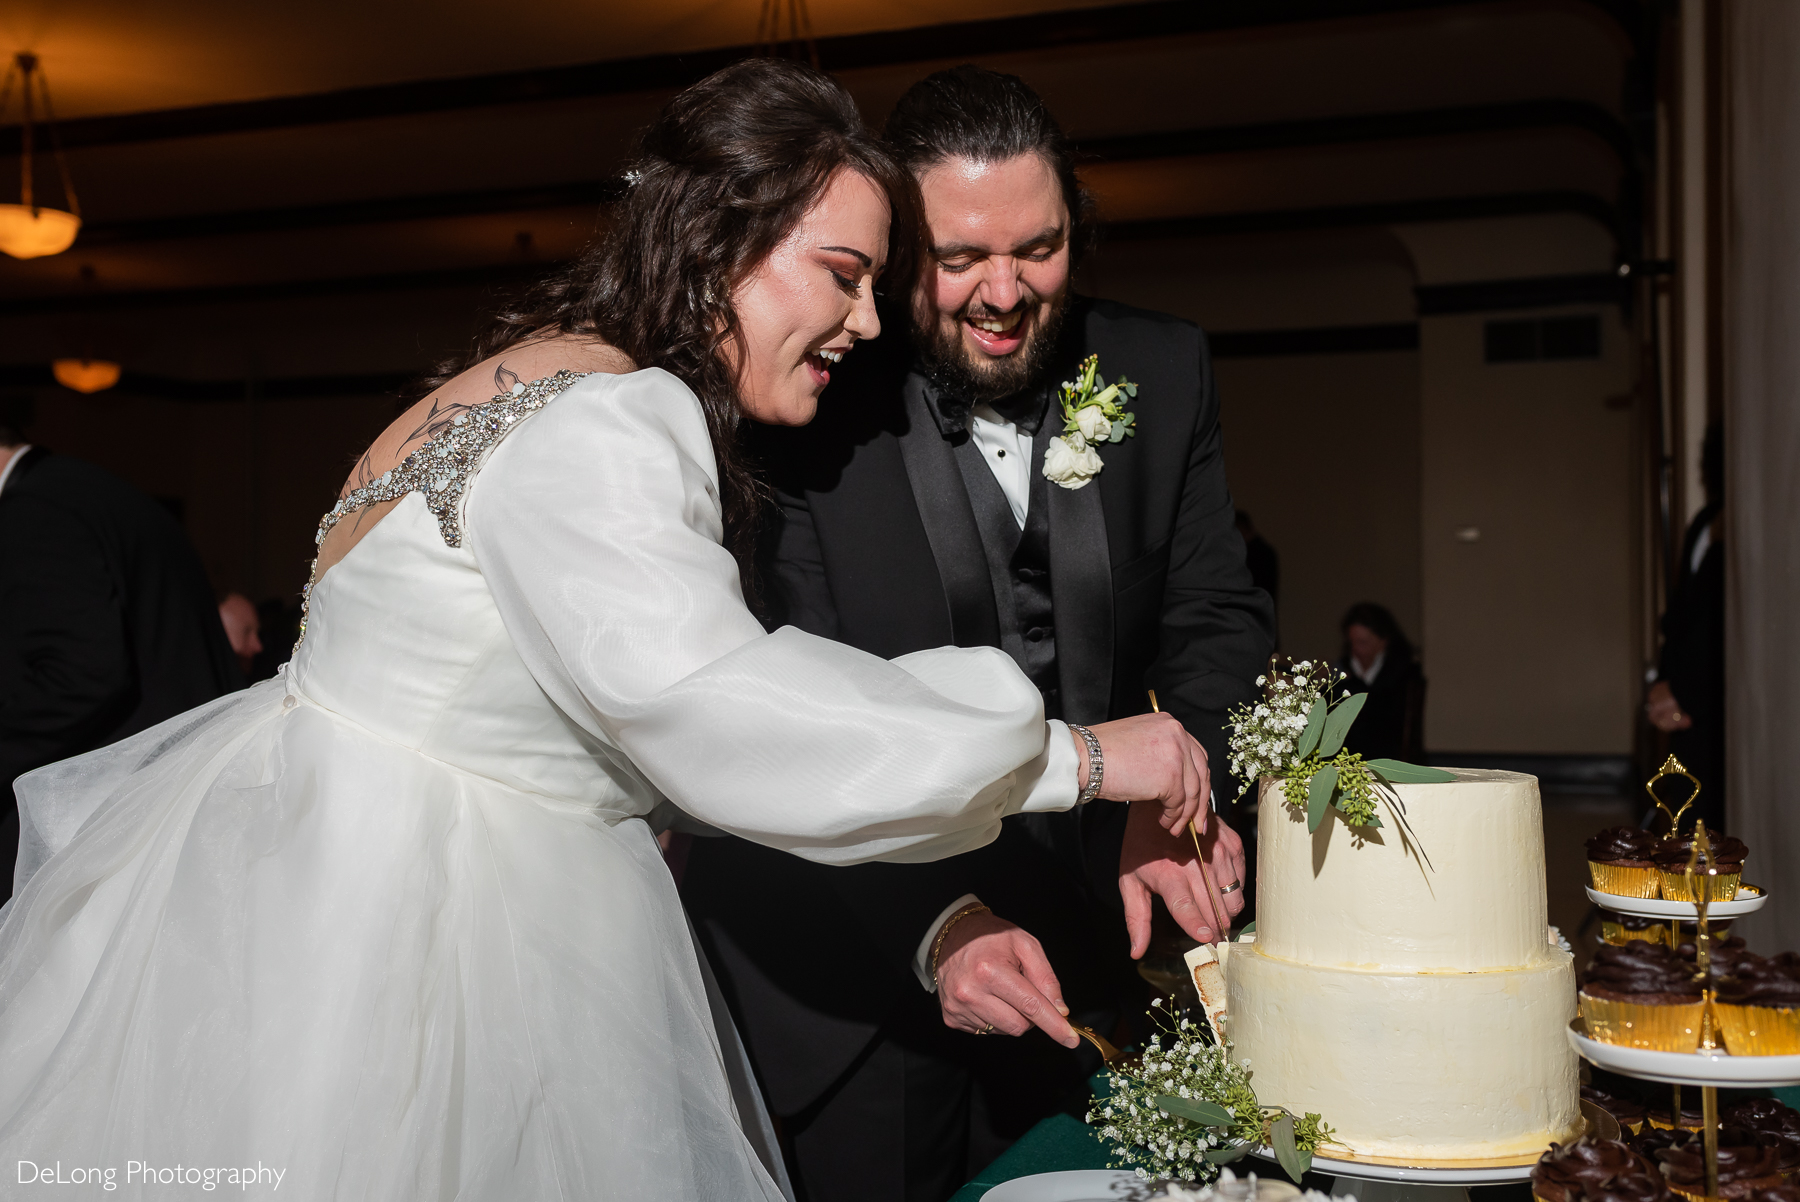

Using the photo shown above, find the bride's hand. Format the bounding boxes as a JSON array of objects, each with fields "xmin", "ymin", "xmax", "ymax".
[{"xmin": 1075, "ymin": 713, "xmax": 1209, "ymax": 833}]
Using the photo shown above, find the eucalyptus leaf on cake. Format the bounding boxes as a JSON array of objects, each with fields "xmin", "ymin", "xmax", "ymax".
[{"xmin": 1226, "ymin": 656, "xmax": 1451, "ymax": 839}]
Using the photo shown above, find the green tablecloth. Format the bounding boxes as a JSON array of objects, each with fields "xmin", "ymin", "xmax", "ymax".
[
  {"xmin": 949, "ymin": 1087, "xmax": 1800, "ymax": 1201},
  {"xmin": 948, "ymin": 1113, "xmax": 1116, "ymax": 1202}
]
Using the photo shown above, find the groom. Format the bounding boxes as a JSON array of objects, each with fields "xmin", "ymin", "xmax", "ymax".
[{"xmin": 682, "ymin": 67, "xmax": 1274, "ymax": 1202}]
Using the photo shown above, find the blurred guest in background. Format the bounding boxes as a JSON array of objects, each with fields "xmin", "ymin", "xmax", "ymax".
[
  {"xmin": 1646, "ymin": 421, "xmax": 1725, "ymax": 832},
  {"xmin": 1235, "ymin": 509, "xmax": 1280, "ymax": 617},
  {"xmin": 218, "ymin": 591, "xmax": 265, "ymax": 678},
  {"xmin": 1337, "ymin": 601, "xmax": 1425, "ymax": 762},
  {"xmin": 0, "ymin": 411, "xmax": 243, "ymax": 900}
]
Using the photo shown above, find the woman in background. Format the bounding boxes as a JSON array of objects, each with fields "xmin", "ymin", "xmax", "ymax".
[{"xmin": 1338, "ymin": 601, "xmax": 1426, "ymax": 762}]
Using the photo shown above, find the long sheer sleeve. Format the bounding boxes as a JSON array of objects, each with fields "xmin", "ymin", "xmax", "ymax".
[{"xmin": 465, "ymin": 368, "xmax": 1077, "ymax": 865}]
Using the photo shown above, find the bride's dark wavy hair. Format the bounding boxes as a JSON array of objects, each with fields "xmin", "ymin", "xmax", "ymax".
[{"xmin": 423, "ymin": 58, "xmax": 914, "ymax": 595}]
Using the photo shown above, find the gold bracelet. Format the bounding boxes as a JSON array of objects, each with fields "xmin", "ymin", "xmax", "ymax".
[{"xmin": 930, "ymin": 902, "xmax": 991, "ymax": 987}]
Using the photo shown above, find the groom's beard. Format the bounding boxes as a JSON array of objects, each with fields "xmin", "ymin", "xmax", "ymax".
[{"xmin": 912, "ymin": 288, "xmax": 1071, "ymax": 406}]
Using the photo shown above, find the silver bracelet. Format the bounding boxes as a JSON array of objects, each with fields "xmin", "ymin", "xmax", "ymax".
[{"xmin": 1069, "ymin": 724, "xmax": 1103, "ymax": 805}]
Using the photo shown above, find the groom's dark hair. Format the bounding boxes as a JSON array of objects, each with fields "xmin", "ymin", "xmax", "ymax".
[{"xmin": 884, "ymin": 65, "xmax": 1095, "ymax": 265}]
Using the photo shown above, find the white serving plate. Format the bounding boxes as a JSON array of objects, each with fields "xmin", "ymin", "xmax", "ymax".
[
  {"xmin": 981, "ymin": 1169, "xmax": 1151, "ymax": 1201},
  {"xmin": 1568, "ymin": 1018, "xmax": 1800, "ymax": 1086},
  {"xmin": 1246, "ymin": 1146, "xmax": 1535, "ymax": 1185},
  {"xmin": 1584, "ymin": 885, "xmax": 1767, "ymax": 920}
]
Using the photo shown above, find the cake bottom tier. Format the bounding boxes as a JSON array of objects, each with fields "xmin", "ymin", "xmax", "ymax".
[{"xmin": 1225, "ymin": 945, "xmax": 1581, "ymax": 1160}]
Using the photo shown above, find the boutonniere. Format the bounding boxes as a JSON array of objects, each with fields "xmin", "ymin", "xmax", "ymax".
[{"xmin": 1042, "ymin": 354, "xmax": 1137, "ymax": 490}]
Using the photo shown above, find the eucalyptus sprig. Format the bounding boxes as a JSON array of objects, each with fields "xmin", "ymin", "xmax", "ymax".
[
  {"xmin": 1227, "ymin": 655, "xmax": 1454, "ymax": 839},
  {"xmin": 1056, "ymin": 352, "xmax": 1138, "ymax": 445},
  {"xmin": 1087, "ymin": 1001, "xmax": 1336, "ymax": 1184}
]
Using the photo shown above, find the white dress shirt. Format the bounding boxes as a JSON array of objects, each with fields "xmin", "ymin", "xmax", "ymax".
[{"xmin": 967, "ymin": 404, "xmax": 1033, "ymax": 530}]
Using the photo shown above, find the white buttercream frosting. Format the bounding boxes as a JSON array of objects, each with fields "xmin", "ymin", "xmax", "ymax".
[
  {"xmin": 1228, "ymin": 768, "xmax": 1580, "ymax": 1160},
  {"xmin": 1254, "ymin": 770, "xmax": 1550, "ymax": 972}
]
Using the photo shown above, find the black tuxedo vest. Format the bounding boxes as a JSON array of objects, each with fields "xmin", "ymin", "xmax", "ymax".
[{"xmin": 929, "ymin": 378, "xmax": 1061, "ymax": 716}]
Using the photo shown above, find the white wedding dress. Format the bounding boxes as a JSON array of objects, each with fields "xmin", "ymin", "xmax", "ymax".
[{"xmin": 0, "ymin": 368, "xmax": 1076, "ymax": 1199}]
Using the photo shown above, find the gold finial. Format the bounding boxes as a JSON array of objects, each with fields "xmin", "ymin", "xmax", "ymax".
[{"xmin": 1647, "ymin": 754, "xmax": 1702, "ymax": 836}]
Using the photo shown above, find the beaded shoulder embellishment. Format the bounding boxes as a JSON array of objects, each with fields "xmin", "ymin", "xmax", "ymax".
[{"xmin": 297, "ymin": 369, "xmax": 590, "ymax": 642}]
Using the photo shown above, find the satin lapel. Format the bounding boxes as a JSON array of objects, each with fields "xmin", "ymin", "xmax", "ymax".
[
  {"xmin": 896, "ymin": 378, "xmax": 1003, "ymax": 648},
  {"xmin": 1041, "ymin": 422, "xmax": 1115, "ymax": 725}
]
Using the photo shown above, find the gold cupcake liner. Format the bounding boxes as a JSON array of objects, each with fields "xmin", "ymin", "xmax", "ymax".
[
  {"xmin": 1658, "ymin": 870, "xmax": 1742, "ymax": 902},
  {"xmin": 1666, "ymin": 1184, "xmax": 1719, "ymax": 1202},
  {"xmin": 1578, "ymin": 993, "xmax": 1705, "ymax": 1051},
  {"xmin": 1714, "ymin": 1003, "xmax": 1800, "ymax": 1055},
  {"xmin": 1649, "ymin": 1114, "xmax": 1703, "ymax": 1131},
  {"xmin": 1590, "ymin": 862, "xmax": 1662, "ymax": 898},
  {"xmin": 1602, "ymin": 920, "xmax": 1669, "ymax": 947},
  {"xmin": 1667, "ymin": 1180, "xmax": 1783, "ymax": 1202}
]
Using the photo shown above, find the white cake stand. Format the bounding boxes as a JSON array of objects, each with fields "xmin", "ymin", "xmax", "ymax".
[
  {"xmin": 1584, "ymin": 885, "xmax": 1767, "ymax": 920},
  {"xmin": 1246, "ymin": 1144, "xmax": 1534, "ymax": 1202}
]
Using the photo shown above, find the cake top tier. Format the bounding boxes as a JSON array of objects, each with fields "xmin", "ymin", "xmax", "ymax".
[{"xmin": 1254, "ymin": 768, "xmax": 1550, "ymax": 973}]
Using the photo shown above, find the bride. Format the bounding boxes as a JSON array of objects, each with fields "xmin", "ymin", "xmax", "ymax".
[{"xmin": 0, "ymin": 60, "xmax": 1209, "ymax": 1199}]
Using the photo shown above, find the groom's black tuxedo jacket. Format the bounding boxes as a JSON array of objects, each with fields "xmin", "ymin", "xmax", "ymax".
[{"xmin": 682, "ymin": 296, "xmax": 1274, "ymax": 1118}]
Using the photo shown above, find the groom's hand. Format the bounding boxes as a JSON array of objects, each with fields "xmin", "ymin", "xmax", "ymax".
[
  {"xmin": 935, "ymin": 911, "xmax": 1080, "ymax": 1048},
  {"xmin": 1119, "ymin": 799, "xmax": 1247, "ymax": 958}
]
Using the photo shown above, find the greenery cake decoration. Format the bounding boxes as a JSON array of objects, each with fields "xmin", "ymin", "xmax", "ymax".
[{"xmin": 1226, "ymin": 656, "xmax": 1454, "ymax": 837}]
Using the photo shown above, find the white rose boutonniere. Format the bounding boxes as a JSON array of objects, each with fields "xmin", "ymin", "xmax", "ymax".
[
  {"xmin": 1043, "ymin": 434, "xmax": 1105, "ymax": 486},
  {"xmin": 1042, "ymin": 354, "xmax": 1137, "ymax": 490}
]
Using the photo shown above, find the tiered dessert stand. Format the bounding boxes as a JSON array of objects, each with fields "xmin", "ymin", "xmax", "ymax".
[{"xmin": 1569, "ymin": 756, "xmax": 1794, "ymax": 1201}]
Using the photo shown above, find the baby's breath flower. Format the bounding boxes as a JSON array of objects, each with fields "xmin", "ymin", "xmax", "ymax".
[
  {"xmin": 1087, "ymin": 1003, "xmax": 1335, "ymax": 1184},
  {"xmin": 1223, "ymin": 656, "xmax": 1339, "ymax": 801}
]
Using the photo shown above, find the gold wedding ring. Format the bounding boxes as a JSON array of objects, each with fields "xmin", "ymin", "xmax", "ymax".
[
  {"xmin": 1217, "ymin": 880, "xmax": 1242, "ymax": 896},
  {"xmin": 976, "ymin": 1022, "xmax": 994, "ymax": 1035}
]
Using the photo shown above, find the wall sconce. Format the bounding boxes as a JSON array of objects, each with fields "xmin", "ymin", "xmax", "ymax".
[
  {"xmin": 0, "ymin": 53, "xmax": 82, "ymax": 259},
  {"xmin": 52, "ymin": 358, "xmax": 121, "ymax": 393}
]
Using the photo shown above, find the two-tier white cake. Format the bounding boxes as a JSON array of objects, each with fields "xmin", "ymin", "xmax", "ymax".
[{"xmin": 1224, "ymin": 769, "xmax": 1580, "ymax": 1161}]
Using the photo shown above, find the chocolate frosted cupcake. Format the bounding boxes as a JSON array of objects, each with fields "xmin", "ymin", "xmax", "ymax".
[
  {"xmin": 1633, "ymin": 1125, "xmax": 1685, "ymax": 1164},
  {"xmin": 1675, "ymin": 934, "xmax": 1755, "ymax": 977},
  {"xmin": 1588, "ymin": 1177, "xmax": 1677, "ymax": 1202},
  {"xmin": 1726, "ymin": 1099, "xmax": 1800, "ymax": 1180},
  {"xmin": 1585, "ymin": 1083, "xmax": 1651, "ymax": 1134},
  {"xmin": 1746, "ymin": 1187, "xmax": 1800, "ymax": 1202},
  {"xmin": 1604, "ymin": 911, "xmax": 1670, "ymax": 949},
  {"xmin": 1716, "ymin": 960, "xmax": 1800, "ymax": 1055},
  {"xmin": 1590, "ymin": 827, "xmax": 1663, "ymax": 898},
  {"xmin": 1646, "ymin": 1100, "xmax": 1707, "ymax": 1132},
  {"xmin": 1581, "ymin": 942, "xmax": 1706, "ymax": 1051},
  {"xmin": 1655, "ymin": 830, "xmax": 1749, "ymax": 902},
  {"xmin": 1534, "ymin": 1138, "xmax": 1662, "ymax": 1202},
  {"xmin": 1654, "ymin": 1126, "xmax": 1785, "ymax": 1200}
]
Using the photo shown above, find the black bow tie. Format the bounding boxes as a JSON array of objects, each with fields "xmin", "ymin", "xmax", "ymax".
[
  {"xmin": 918, "ymin": 373, "xmax": 1052, "ymax": 439},
  {"xmin": 985, "ymin": 388, "xmax": 1051, "ymax": 435}
]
